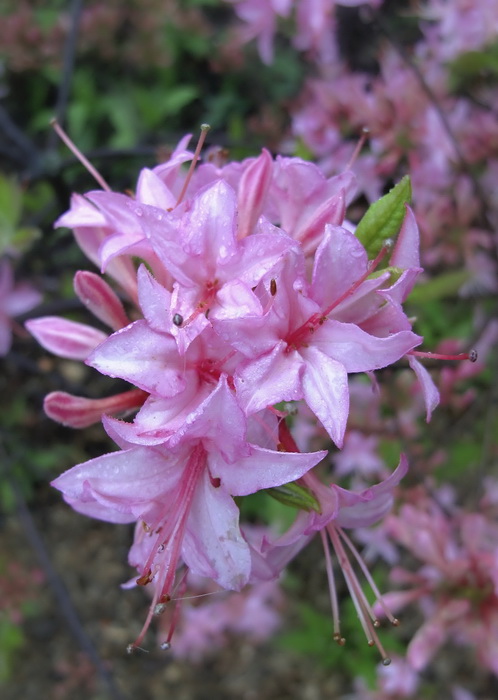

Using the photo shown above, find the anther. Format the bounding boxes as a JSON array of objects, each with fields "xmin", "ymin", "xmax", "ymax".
[
  {"xmin": 126, "ymin": 644, "xmax": 149, "ymax": 654},
  {"xmin": 391, "ymin": 618, "xmax": 400, "ymax": 627},
  {"xmin": 469, "ymin": 349, "xmax": 478, "ymax": 363},
  {"xmin": 154, "ymin": 603, "xmax": 168, "ymax": 616},
  {"xmin": 136, "ymin": 569, "xmax": 153, "ymax": 586},
  {"xmin": 172, "ymin": 313, "xmax": 183, "ymax": 327},
  {"xmin": 382, "ymin": 657, "xmax": 392, "ymax": 666},
  {"xmin": 270, "ymin": 279, "xmax": 277, "ymax": 296},
  {"xmin": 160, "ymin": 641, "xmax": 171, "ymax": 651}
]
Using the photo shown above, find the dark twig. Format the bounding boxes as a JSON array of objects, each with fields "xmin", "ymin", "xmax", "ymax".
[
  {"xmin": 0, "ymin": 440, "xmax": 127, "ymax": 700},
  {"xmin": 0, "ymin": 104, "xmax": 39, "ymax": 173},
  {"xmin": 48, "ymin": 0, "xmax": 84, "ymax": 151}
]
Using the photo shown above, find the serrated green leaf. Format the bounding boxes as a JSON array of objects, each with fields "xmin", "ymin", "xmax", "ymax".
[
  {"xmin": 355, "ymin": 176, "xmax": 412, "ymax": 258},
  {"xmin": 266, "ymin": 481, "xmax": 321, "ymax": 513}
]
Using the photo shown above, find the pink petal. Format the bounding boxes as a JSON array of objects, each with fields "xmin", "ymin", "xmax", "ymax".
[
  {"xmin": 314, "ymin": 320, "xmax": 422, "ymax": 372},
  {"xmin": 210, "ymin": 444, "xmax": 327, "ymax": 496},
  {"xmin": 335, "ymin": 454, "xmax": 409, "ymax": 528},
  {"xmin": 311, "ymin": 225, "xmax": 367, "ymax": 308},
  {"xmin": 301, "ymin": 346, "xmax": 349, "ymax": 447},
  {"xmin": 51, "ymin": 446, "xmax": 183, "ymax": 520},
  {"xmin": 183, "ymin": 469, "xmax": 251, "ymax": 590},
  {"xmin": 235, "ymin": 342, "xmax": 305, "ymax": 414},
  {"xmin": 408, "ymin": 356, "xmax": 440, "ymax": 421},
  {"xmin": 390, "ymin": 205, "xmax": 420, "ymax": 269},
  {"xmin": 87, "ymin": 320, "xmax": 185, "ymax": 397}
]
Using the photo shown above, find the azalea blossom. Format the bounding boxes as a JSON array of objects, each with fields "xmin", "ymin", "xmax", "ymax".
[
  {"xmin": 249, "ymin": 440, "xmax": 408, "ymax": 664},
  {"xmin": 52, "ymin": 377, "xmax": 326, "ymax": 648}
]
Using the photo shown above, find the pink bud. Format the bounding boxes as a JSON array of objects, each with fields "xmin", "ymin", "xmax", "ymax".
[
  {"xmin": 298, "ymin": 190, "xmax": 346, "ymax": 255},
  {"xmin": 74, "ymin": 271, "xmax": 129, "ymax": 330},
  {"xmin": 26, "ymin": 317, "xmax": 107, "ymax": 359},
  {"xmin": 237, "ymin": 149, "xmax": 273, "ymax": 239},
  {"xmin": 44, "ymin": 389, "xmax": 147, "ymax": 428}
]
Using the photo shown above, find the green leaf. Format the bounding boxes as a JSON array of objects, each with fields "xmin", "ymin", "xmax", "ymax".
[
  {"xmin": 0, "ymin": 176, "xmax": 21, "ymax": 227},
  {"xmin": 407, "ymin": 269, "xmax": 471, "ymax": 303},
  {"xmin": 355, "ymin": 176, "xmax": 412, "ymax": 258},
  {"xmin": 266, "ymin": 481, "xmax": 321, "ymax": 513},
  {"xmin": 448, "ymin": 42, "xmax": 498, "ymax": 92}
]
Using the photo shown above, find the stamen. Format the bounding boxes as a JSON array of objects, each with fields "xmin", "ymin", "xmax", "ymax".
[
  {"xmin": 320, "ymin": 530, "xmax": 343, "ymax": 644},
  {"xmin": 328, "ymin": 526, "xmax": 392, "ymax": 663},
  {"xmin": 172, "ymin": 313, "xmax": 184, "ymax": 327},
  {"xmin": 126, "ymin": 643, "xmax": 149, "ymax": 654},
  {"xmin": 175, "ymin": 124, "xmax": 211, "ymax": 206},
  {"xmin": 338, "ymin": 528, "xmax": 399, "ymax": 626},
  {"xmin": 130, "ymin": 448, "xmax": 205, "ymax": 650},
  {"xmin": 345, "ymin": 127, "xmax": 370, "ymax": 171},
  {"xmin": 162, "ymin": 571, "xmax": 189, "ymax": 649},
  {"xmin": 50, "ymin": 119, "xmax": 111, "ymax": 191},
  {"xmin": 409, "ymin": 349, "xmax": 478, "ymax": 362}
]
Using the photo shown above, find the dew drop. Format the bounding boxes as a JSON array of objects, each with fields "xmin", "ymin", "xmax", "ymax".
[{"xmin": 154, "ymin": 603, "xmax": 167, "ymax": 616}]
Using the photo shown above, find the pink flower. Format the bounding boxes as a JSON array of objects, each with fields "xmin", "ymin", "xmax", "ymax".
[
  {"xmin": 215, "ymin": 223, "xmax": 421, "ymax": 446},
  {"xmin": 52, "ymin": 377, "xmax": 325, "ymax": 649},
  {"xmin": 249, "ymin": 451, "xmax": 408, "ymax": 663}
]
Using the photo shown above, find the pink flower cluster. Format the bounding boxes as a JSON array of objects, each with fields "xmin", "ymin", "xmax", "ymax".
[
  {"xmin": 224, "ymin": 0, "xmax": 498, "ymax": 293},
  {"xmin": 28, "ymin": 135, "xmax": 426, "ymax": 653}
]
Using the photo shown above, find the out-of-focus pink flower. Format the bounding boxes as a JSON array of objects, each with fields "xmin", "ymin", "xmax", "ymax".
[
  {"xmin": 158, "ymin": 574, "xmax": 283, "ymax": 661},
  {"xmin": 381, "ymin": 501, "xmax": 498, "ymax": 676},
  {"xmin": 0, "ymin": 258, "xmax": 41, "ymax": 356}
]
